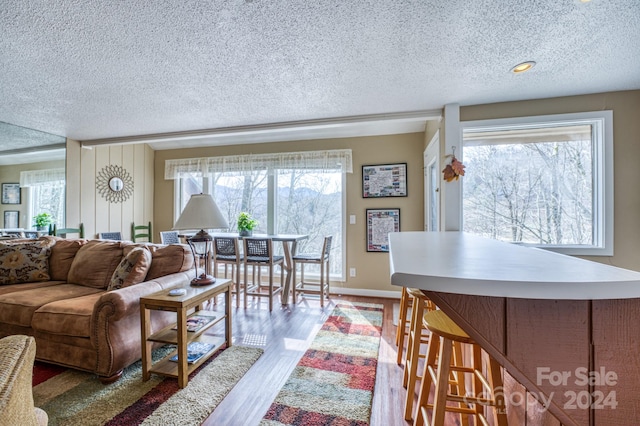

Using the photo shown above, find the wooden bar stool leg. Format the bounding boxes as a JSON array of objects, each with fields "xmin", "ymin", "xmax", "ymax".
[
  {"xmin": 451, "ymin": 341, "xmax": 469, "ymax": 426},
  {"xmin": 432, "ymin": 335, "xmax": 453, "ymax": 426},
  {"xmin": 487, "ymin": 355, "xmax": 508, "ymax": 426},
  {"xmin": 403, "ymin": 295, "xmax": 426, "ymax": 421},
  {"xmin": 396, "ymin": 287, "xmax": 411, "ymax": 365},
  {"xmin": 415, "ymin": 327, "xmax": 440, "ymax": 426}
]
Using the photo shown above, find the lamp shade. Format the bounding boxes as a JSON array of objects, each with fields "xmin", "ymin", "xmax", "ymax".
[{"xmin": 172, "ymin": 193, "xmax": 229, "ymax": 231}]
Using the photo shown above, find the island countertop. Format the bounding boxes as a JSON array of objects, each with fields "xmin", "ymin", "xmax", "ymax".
[
  {"xmin": 389, "ymin": 231, "xmax": 640, "ymax": 425},
  {"xmin": 389, "ymin": 231, "xmax": 640, "ymax": 300}
]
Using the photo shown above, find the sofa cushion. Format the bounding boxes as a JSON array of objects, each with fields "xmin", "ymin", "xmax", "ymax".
[
  {"xmin": 0, "ymin": 281, "xmax": 64, "ymax": 296},
  {"xmin": 107, "ymin": 246, "xmax": 152, "ymax": 291},
  {"xmin": 49, "ymin": 238, "xmax": 88, "ymax": 281},
  {"xmin": 0, "ymin": 239, "xmax": 55, "ymax": 285},
  {"xmin": 124, "ymin": 243, "xmax": 194, "ymax": 280},
  {"xmin": 67, "ymin": 241, "xmax": 124, "ymax": 289},
  {"xmin": 0, "ymin": 284, "xmax": 102, "ymax": 327},
  {"xmin": 32, "ymin": 292, "xmax": 103, "ymax": 338}
]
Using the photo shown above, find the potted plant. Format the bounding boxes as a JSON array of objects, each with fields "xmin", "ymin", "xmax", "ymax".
[
  {"xmin": 33, "ymin": 213, "xmax": 52, "ymax": 231},
  {"xmin": 237, "ymin": 212, "xmax": 258, "ymax": 237}
]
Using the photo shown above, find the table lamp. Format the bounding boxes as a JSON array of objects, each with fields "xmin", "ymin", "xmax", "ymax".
[{"xmin": 173, "ymin": 193, "xmax": 228, "ymax": 286}]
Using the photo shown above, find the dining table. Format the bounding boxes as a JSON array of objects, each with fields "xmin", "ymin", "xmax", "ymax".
[{"xmin": 210, "ymin": 233, "xmax": 309, "ymax": 305}]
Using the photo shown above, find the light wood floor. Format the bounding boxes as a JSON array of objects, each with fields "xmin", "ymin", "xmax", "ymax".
[{"xmin": 200, "ymin": 293, "xmax": 413, "ymax": 426}]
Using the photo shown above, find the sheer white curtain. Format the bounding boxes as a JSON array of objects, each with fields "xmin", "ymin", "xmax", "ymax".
[
  {"xmin": 165, "ymin": 149, "xmax": 353, "ymax": 179},
  {"xmin": 19, "ymin": 168, "xmax": 65, "ymax": 187}
]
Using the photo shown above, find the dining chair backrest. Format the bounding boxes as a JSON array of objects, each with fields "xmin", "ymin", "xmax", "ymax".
[
  {"xmin": 244, "ymin": 237, "xmax": 274, "ymax": 262},
  {"xmin": 131, "ymin": 221, "xmax": 152, "ymax": 243},
  {"xmin": 160, "ymin": 230, "xmax": 180, "ymax": 244},
  {"xmin": 214, "ymin": 237, "xmax": 239, "ymax": 258},
  {"xmin": 53, "ymin": 223, "xmax": 84, "ymax": 238},
  {"xmin": 321, "ymin": 235, "xmax": 333, "ymax": 259},
  {"xmin": 98, "ymin": 232, "xmax": 122, "ymax": 240}
]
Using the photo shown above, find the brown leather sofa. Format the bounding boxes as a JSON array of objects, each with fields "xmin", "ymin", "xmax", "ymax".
[{"xmin": 0, "ymin": 237, "xmax": 194, "ymax": 383}]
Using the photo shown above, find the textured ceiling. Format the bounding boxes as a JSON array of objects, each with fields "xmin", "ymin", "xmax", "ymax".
[{"xmin": 1, "ymin": 0, "xmax": 639, "ymax": 151}]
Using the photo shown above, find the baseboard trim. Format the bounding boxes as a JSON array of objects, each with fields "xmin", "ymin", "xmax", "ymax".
[{"xmin": 330, "ymin": 287, "xmax": 401, "ymax": 299}]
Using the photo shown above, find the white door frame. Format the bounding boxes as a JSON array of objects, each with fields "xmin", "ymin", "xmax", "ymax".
[{"xmin": 424, "ymin": 131, "xmax": 440, "ymax": 231}]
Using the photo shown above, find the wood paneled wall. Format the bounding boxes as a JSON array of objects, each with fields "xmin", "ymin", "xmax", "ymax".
[{"xmin": 66, "ymin": 140, "xmax": 154, "ymax": 241}]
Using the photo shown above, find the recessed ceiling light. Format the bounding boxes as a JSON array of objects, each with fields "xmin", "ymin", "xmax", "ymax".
[{"xmin": 511, "ymin": 61, "xmax": 536, "ymax": 74}]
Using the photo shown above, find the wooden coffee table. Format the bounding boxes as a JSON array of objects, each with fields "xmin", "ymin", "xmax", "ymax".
[{"xmin": 140, "ymin": 279, "xmax": 232, "ymax": 388}]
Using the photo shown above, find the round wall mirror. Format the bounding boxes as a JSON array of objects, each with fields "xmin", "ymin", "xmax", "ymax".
[
  {"xmin": 96, "ymin": 165, "xmax": 134, "ymax": 203},
  {"xmin": 109, "ymin": 177, "xmax": 124, "ymax": 192}
]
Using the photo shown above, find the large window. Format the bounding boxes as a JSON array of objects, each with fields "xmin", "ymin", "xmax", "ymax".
[
  {"xmin": 20, "ymin": 168, "xmax": 66, "ymax": 230},
  {"xmin": 461, "ymin": 111, "xmax": 613, "ymax": 255},
  {"xmin": 169, "ymin": 150, "xmax": 351, "ymax": 278}
]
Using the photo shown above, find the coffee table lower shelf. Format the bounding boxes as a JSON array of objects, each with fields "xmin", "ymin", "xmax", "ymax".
[{"xmin": 148, "ymin": 335, "xmax": 226, "ymax": 379}]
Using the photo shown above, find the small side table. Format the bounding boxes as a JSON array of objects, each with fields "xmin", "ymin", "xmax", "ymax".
[{"xmin": 140, "ymin": 278, "xmax": 232, "ymax": 388}]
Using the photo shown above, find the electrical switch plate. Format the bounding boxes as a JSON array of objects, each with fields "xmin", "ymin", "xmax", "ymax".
[
  {"xmin": 349, "ymin": 267, "xmax": 356, "ymax": 277},
  {"xmin": 349, "ymin": 215, "xmax": 356, "ymax": 224}
]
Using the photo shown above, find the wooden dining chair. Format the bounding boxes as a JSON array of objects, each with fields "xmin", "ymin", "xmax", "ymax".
[
  {"xmin": 160, "ymin": 230, "xmax": 180, "ymax": 244},
  {"xmin": 131, "ymin": 221, "xmax": 152, "ymax": 243},
  {"xmin": 53, "ymin": 223, "xmax": 84, "ymax": 238},
  {"xmin": 292, "ymin": 235, "xmax": 332, "ymax": 306},
  {"xmin": 243, "ymin": 237, "xmax": 284, "ymax": 312},
  {"xmin": 98, "ymin": 231, "xmax": 122, "ymax": 240},
  {"xmin": 213, "ymin": 237, "xmax": 244, "ymax": 308}
]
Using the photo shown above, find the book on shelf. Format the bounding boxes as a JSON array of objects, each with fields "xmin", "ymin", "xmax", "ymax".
[
  {"xmin": 171, "ymin": 313, "xmax": 216, "ymax": 333},
  {"xmin": 170, "ymin": 341, "xmax": 215, "ymax": 364}
]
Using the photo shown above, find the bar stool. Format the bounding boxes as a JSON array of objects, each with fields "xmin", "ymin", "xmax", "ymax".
[
  {"xmin": 403, "ymin": 288, "xmax": 436, "ymax": 421},
  {"xmin": 415, "ymin": 310, "xmax": 508, "ymax": 426},
  {"xmin": 213, "ymin": 237, "xmax": 243, "ymax": 308},
  {"xmin": 243, "ymin": 237, "xmax": 284, "ymax": 312}
]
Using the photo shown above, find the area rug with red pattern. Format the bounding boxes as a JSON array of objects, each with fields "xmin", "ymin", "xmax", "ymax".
[
  {"xmin": 32, "ymin": 345, "xmax": 262, "ymax": 425},
  {"xmin": 261, "ymin": 301, "xmax": 384, "ymax": 426}
]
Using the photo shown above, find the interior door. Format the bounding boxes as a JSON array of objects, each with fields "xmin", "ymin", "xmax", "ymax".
[{"xmin": 424, "ymin": 132, "xmax": 440, "ymax": 231}]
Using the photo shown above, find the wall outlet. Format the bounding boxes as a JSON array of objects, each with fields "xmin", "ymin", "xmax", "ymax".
[{"xmin": 349, "ymin": 267, "xmax": 356, "ymax": 277}]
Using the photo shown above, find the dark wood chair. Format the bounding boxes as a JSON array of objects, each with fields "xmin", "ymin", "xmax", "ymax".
[{"xmin": 131, "ymin": 221, "xmax": 152, "ymax": 243}]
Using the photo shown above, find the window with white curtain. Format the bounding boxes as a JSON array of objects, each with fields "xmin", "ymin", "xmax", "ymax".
[
  {"xmin": 20, "ymin": 168, "xmax": 66, "ymax": 229},
  {"xmin": 168, "ymin": 150, "xmax": 351, "ymax": 279}
]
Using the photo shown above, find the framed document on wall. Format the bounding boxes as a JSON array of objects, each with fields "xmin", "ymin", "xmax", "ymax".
[
  {"xmin": 362, "ymin": 163, "xmax": 407, "ymax": 198},
  {"xmin": 1, "ymin": 183, "xmax": 21, "ymax": 205},
  {"xmin": 366, "ymin": 208, "xmax": 400, "ymax": 252},
  {"xmin": 3, "ymin": 211, "xmax": 19, "ymax": 229}
]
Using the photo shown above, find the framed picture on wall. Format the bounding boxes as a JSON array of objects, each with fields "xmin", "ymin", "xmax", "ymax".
[
  {"xmin": 1, "ymin": 183, "xmax": 21, "ymax": 205},
  {"xmin": 362, "ymin": 163, "xmax": 407, "ymax": 198},
  {"xmin": 366, "ymin": 208, "xmax": 400, "ymax": 252},
  {"xmin": 4, "ymin": 210, "xmax": 19, "ymax": 229}
]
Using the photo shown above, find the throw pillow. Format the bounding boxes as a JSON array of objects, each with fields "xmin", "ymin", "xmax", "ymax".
[
  {"xmin": 0, "ymin": 240, "xmax": 53, "ymax": 285},
  {"xmin": 107, "ymin": 247, "xmax": 152, "ymax": 291},
  {"xmin": 67, "ymin": 241, "xmax": 124, "ymax": 289}
]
